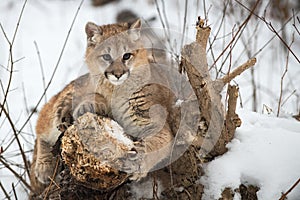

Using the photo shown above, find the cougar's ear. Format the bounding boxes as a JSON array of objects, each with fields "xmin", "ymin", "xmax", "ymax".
[
  {"xmin": 128, "ymin": 19, "xmax": 141, "ymax": 41},
  {"xmin": 85, "ymin": 22, "xmax": 103, "ymax": 44}
]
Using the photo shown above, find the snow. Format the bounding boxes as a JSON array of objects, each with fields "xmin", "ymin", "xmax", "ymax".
[
  {"xmin": 201, "ymin": 109, "xmax": 300, "ymax": 200},
  {"xmin": 0, "ymin": 0, "xmax": 299, "ymax": 199},
  {"xmin": 104, "ymin": 119, "xmax": 134, "ymax": 147}
]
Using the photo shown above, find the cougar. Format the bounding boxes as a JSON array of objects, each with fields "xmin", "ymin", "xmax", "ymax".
[{"xmin": 31, "ymin": 19, "xmax": 182, "ymax": 192}]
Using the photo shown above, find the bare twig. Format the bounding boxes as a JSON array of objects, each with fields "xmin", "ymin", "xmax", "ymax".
[
  {"xmin": 208, "ymin": 0, "xmax": 229, "ymax": 73},
  {"xmin": 235, "ymin": 0, "xmax": 300, "ymax": 63},
  {"xmin": 43, "ymin": 157, "xmax": 60, "ymax": 200},
  {"xmin": 279, "ymin": 178, "xmax": 300, "ymax": 200},
  {"xmin": 0, "ymin": 80, "xmax": 9, "ymax": 114},
  {"xmin": 0, "ymin": 0, "xmax": 28, "ymax": 117},
  {"xmin": 0, "ymin": 181, "xmax": 11, "ymax": 200},
  {"xmin": 0, "ymin": 157, "xmax": 32, "ymax": 191},
  {"xmin": 160, "ymin": 0, "xmax": 170, "ymax": 36},
  {"xmin": 264, "ymin": 21, "xmax": 299, "ymax": 63},
  {"xmin": 154, "ymin": 0, "xmax": 167, "ymax": 36},
  {"xmin": 0, "ymin": 103, "xmax": 30, "ymax": 178},
  {"xmin": 0, "ymin": 5, "xmax": 31, "ymax": 185},
  {"xmin": 250, "ymin": 67, "xmax": 257, "ymax": 112},
  {"xmin": 211, "ymin": 0, "xmax": 260, "ymax": 68},
  {"xmin": 240, "ymin": 25, "xmax": 260, "ymax": 112},
  {"xmin": 252, "ymin": 14, "xmax": 295, "ymax": 58},
  {"xmin": 292, "ymin": 13, "xmax": 300, "ymax": 35},
  {"xmin": 0, "ymin": 23, "xmax": 10, "ymax": 45},
  {"xmin": 154, "ymin": 0, "xmax": 174, "ymax": 53},
  {"xmin": 202, "ymin": 0, "xmax": 207, "ymax": 20},
  {"xmin": 281, "ymin": 89, "xmax": 297, "ymax": 107},
  {"xmin": 12, "ymin": 183, "xmax": 18, "ymax": 200},
  {"xmin": 15, "ymin": 0, "xmax": 84, "ymax": 141},
  {"xmin": 277, "ymin": 34, "xmax": 294, "ymax": 116},
  {"xmin": 34, "ymin": 41, "xmax": 47, "ymax": 103},
  {"xmin": 224, "ymin": 25, "xmax": 235, "ymax": 109},
  {"xmin": 21, "ymin": 82, "xmax": 34, "ymax": 134},
  {"xmin": 221, "ymin": 58, "xmax": 257, "ymax": 84},
  {"xmin": 180, "ymin": 0, "xmax": 188, "ymax": 51}
]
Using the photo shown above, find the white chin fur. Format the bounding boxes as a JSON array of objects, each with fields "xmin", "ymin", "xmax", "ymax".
[
  {"xmin": 109, "ymin": 79, "xmax": 125, "ymax": 85},
  {"xmin": 108, "ymin": 73, "xmax": 129, "ymax": 85}
]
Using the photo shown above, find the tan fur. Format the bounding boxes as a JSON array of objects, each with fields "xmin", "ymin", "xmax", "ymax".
[{"xmin": 32, "ymin": 19, "xmax": 177, "ymax": 191}]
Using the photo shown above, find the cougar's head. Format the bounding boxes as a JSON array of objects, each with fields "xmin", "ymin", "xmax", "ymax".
[{"xmin": 85, "ymin": 19, "xmax": 147, "ymax": 85}]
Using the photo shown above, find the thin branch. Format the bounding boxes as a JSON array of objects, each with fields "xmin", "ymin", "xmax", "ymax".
[
  {"xmin": 12, "ymin": 183, "xmax": 18, "ymax": 200},
  {"xmin": 264, "ymin": 21, "xmax": 300, "ymax": 63},
  {"xmin": 208, "ymin": 0, "xmax": 230, "ymax": 74},
  {"xmin": 293, "ymin": 15, "xmax": 300, "ymax": 35},
  {"xmin": 154, "ymin": 0, "xmax": 168, "ymax": 39},
  {"xmin": 277, "ymin": 34, "xmax": 294, "ymax": 116},
  {"xmin": 281, "ymin": 89, "xmax": 297, "ymax": 107},
  {"xmin": 0, "ymin": 156, "xmax": 32, "ymax": 191},
  {"xmin": 0, "ymin": 0, "xmax": 28, "ymax": 117},
  {"xmin": 0, "ymin": 23, "xmax": 10, "ymax": 46},
  {"xmin": 252, "ymin": 14, "xmax": 295, "ymax": 58},
  {"xmin": 239, "ymin": 22, "xmax": 260, "ymax": 112},
  {"xmin": 21, "ymin": 82, "xmax": 34, "ymax": 134},
  {"xmin": 34, "ymin": 41, "xmax": 47, "ymax": 103},
  {"xmin": 202, "ymin": 0, "xmax": 207, "ymax": 20},
  {"xmin": 154, "ymin": 0, "xmax": 174, "ymax": 53},
  {"xmin": 0, "ymin": 181, "xmax": 11, "ymax": 200},
  {"xmin": 180, "ymin": 0, "xmax": 188, "ymax": 51},
  {"xmin": 0, "ymin": 80, "xmax": 9, "ymax": 114},
  {"xmin": 0, "ymin": 104, "xmax": 30, "ymax": 178},
  {"xmin": 211, "ymin": 0, "xmax": 260, "ymax": 68},
  {"xmin": 43, "ymin": 158, "xmax": 60, "ymax": 200},
  {"xmin": 160, "ymin": 0, "xmax": 170, "ymax": 36},
  {"xmin": 220, "ymin": 58, "xmax": 257, "ymax": 84},
  {"xmin": 279, "ymin": 178, "xmax": 300, "ymax": 200},
  {"xmin": 13, "ymin": 56, "xmax": 25, "ymax": 64},
  {"xmin": 224, "ymin": 25, "xmax": 235, "ymax": 109},
  {"xmin": 17, "ymin": 0, "xmax": 84, "ymax": 136},
  {"xmin": 216, "ymin": 15, "xmax": 258, "ymax": 77},
  {"xmin": 11, "ymin": 0, "xmax": 28, "ymax": 46},
  {"xmin": 207, "ymin": 0, "xmax": 229, "ymax": 64},
  {"xmin": 235, "ymin": 0, "xmax": 300, "ymax": 63},
  {"xmin": 292, "ymin": 16, "xmax": 300, "ymax": 35}
]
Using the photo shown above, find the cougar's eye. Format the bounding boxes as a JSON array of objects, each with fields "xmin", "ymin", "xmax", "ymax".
[
  {"xmin": 102, "ymin": 54, "xmax": 112, "ymax": 61},
  {"xmin": 122, "ymin": 53, "xmax": 132, "ymax": 60}
]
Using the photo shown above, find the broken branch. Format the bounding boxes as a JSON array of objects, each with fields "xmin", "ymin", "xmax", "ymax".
[{"xmin": 220, "ymin": 57, "xmax": 256, "ymax": 85}]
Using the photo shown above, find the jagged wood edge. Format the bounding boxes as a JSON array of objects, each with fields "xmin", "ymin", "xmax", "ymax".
[{"xmin": 180, "ymin": 18, "xmax": 255, "ymax": 158}]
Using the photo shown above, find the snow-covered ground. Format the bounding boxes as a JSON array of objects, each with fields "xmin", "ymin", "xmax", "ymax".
[
  {"xmin": 0, "ymin": 0, "xmax": 299, "ymax": 199},
  {"xmin": 201, "ymin": 109, "xmax": 300, "ymax": 199}
]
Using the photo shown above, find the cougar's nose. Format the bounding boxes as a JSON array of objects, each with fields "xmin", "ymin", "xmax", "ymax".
[
  {"xmin": 104, "ymin": 70, "xmax": 129, "ymax": 79},
  {"xmin": 113, "ymin": 70, "xmax": 124, "ymax": 79}
]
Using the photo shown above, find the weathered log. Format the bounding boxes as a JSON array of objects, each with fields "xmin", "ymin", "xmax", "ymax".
[{"xmin": 60, "ymin": 113, "xmax": 132, "ymax": 191}]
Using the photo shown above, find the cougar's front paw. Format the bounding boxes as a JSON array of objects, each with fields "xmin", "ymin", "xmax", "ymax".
[
  {"xmin": 118, "ymin": 142, "xmax": 148, "ymax": 181},
  {"xmin": 34, "ymin": 161, "xmax": 55, "ymax": 184},
  {"xmin": 73, "ymin": 101, "xmax": 106, "ymax": 119}
]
